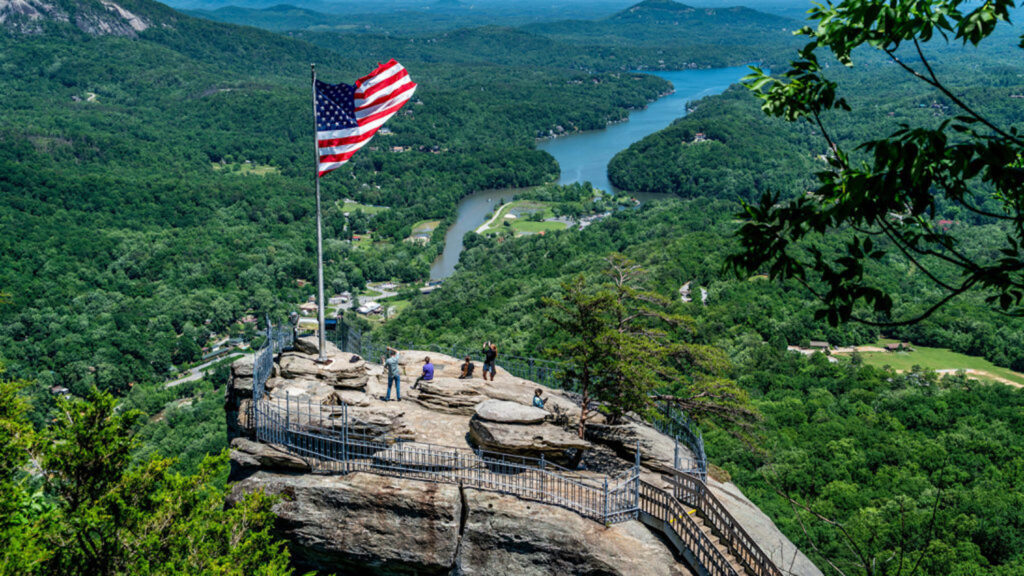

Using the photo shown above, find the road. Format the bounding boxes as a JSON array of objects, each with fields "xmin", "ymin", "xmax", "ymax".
[{"xmin": 164, "ymin": 352, "xmax": 244, "ymax": 388}]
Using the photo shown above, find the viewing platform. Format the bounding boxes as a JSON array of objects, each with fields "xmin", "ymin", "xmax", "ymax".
[{"xmin": 224, "ymin": 329, "xmax": 821, "ymax": 576}]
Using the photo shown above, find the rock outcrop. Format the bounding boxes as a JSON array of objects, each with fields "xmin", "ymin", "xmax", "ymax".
[
  {"xmin": 230, "ymin": 470, "xmax": 691, "ymax": 576},
  {"xmin": 226, "ymin": 346, "xmax": 823, "ymax": 576}
]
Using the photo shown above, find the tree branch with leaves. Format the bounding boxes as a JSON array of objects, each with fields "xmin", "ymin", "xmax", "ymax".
[{"xmin": 735, "ymin": 0, "xmax": 1024, "ymax": 326}]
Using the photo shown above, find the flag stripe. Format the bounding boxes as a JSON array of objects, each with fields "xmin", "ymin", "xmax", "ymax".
[
  {"xmin": 355, "ymin": 79, "xmax": 415, "ymax": 112},
  {"xmin": 355, "ymin": 69, "xmax": 410, "ymax": 102},
  {"xmin": 316, "ymin": 59, "xmax": 416, "ymax": 177}
]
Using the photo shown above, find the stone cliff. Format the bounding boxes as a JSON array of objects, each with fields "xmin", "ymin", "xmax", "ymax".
[{"xmin": 225, "ymin": 338, "xmax": 822, "ymax": 576}]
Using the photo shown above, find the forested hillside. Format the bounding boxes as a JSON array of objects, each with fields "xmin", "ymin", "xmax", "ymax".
[
  {"xmin": 0, "ymin": 0, "xmax": 671, "ymax": 403},
  {"xmin": 605, "ymin": 44, "xmax": 1024, "ymax": 370}
]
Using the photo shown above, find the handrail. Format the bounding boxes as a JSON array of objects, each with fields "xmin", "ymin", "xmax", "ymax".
[
  {"xmin": 671, "ymin": 472, "xmax": 783, "ymax": 576},
  {"xmin": 252, "ymin": 392, "xmax": 640, "ymax": 525},
  {"xmin": 638, "ymin": 480, "xmax": 740, "ymax": 576}
]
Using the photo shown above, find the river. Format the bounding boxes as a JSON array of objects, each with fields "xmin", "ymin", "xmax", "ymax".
[{"xmin": 429, "ymin": 66, "xmax": 750, "ymax": 280}]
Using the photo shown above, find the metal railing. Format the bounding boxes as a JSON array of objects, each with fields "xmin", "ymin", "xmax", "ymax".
[
  {"xmin": 252, "ymin": 391, "xmax": 640, "ymax": 525},
  {"xmin": 671, "ymin": 472, "xmax": 783, "ymax": 576},
  {"xmin": 638, "ymin": 480, "xmax": 741, "ymax": 576}
]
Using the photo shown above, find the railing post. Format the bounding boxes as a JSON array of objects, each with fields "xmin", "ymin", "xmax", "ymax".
[
  {"xmin": 285, "ymin": 391, "xmax": 290, "ymax": 436},
  {"xmin": 674, "ymin": 435, "xmax": 679, "ymax": 470},
  {"xmin": 539, "ymin": 454, "xmax": 546, "ymax": 499},
  {"xmin": 603, "ymin": 478, "xmax": 609, "ymax": 525}
]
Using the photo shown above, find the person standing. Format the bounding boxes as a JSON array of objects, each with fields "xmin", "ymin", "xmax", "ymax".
[
  {"xmin": 382, "ymin": 347, "xmax": 401, "ymax": 401},
  {"xmin": 412, "ymin": 356, "xmax": 434, "ymax": 389},
  {"xmin": 482, "ymin": 341, "xmax": 498, "ymax": 382}
]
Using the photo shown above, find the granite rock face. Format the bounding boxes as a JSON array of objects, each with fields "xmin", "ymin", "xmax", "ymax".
[
  {"xmin": 586, "ymin": 420, "xmax": 689, "ymax": 475},
  {"xmin": 229, "ymin": 471, "xmax": 694, "ymax": 576},
  {"xmin": 230, "ymin": 471, "xmax": 462, "ymax": 575},
  {"xmin": 457, "ymin": 489, "xmax": 691, "ymax": 576}
]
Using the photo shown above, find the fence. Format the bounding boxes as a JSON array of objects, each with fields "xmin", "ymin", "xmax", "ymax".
[{"xmin": 252, "ymin": 388, "xmax": 640, "ymax": 525}]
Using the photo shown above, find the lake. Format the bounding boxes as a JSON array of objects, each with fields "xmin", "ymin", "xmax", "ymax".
[{"xmin": 429, "ymin": 66, "xmax": 750, "ymax": 280}]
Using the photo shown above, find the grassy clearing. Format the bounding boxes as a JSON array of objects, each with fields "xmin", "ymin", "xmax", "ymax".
[
  {"xmin": 341, "ymin": 199, "xmax": 389, "ymax": 215},
  {"xmin": 479, "ymin": 200, "xmax": 558, "ymax": 234},
  {"xmin": 407, "ymin": 220, "xmax": 440, "ymax": 243},
  {"xmin": 848, "ymin": 340, "xmax": 1024, "ymax": 387},
  {"xmin": 211, "ymin": 162, "xmax": 279, "ymax": 176},
  {"xmin": 513, "ymin": 220, "xmax": 567, "ymax": 234}
]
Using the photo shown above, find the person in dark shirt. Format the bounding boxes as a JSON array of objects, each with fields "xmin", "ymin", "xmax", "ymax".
[
  {"xmin": 482, "ymin": 341, "xmax": 498, "ymax": 382},
  {"xmin": 412, "ymin": 356, "xmax": 434, "ymax": 390},
  {"xmin": 459, "ymin": 356, "xmax": 475, "ymax": 379}
]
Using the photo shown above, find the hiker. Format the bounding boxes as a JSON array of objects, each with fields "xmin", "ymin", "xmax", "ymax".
[
  {"xmin": 458, "ymin": 356, "xmax": 475, "ymax": 379},
  {"xmin": 382, "ymin": 347, "xmax": 401, "ymax": 401},
  {"xmin": 412, "ymin": 356, "xmax": 434, "ymax": 389},
  {"xmin": 532, "ymin": 388, "xmax": 546, "ymax": 409},
  {"xmin": 482, "ymin": 341, "xmax": 498, "ymax": 382}
]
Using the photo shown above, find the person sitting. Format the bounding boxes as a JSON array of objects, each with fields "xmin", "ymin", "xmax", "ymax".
[
  {"xmin": 459, "ymin": 356, "xmax": 475, "ymax": 379},
  {"xmin": 412, "ymin": 356, "xmax": 434, "ymax": 390},
  {"xmin": 532, "ymin": 388, "xmax": 546, "ymax": 409}
]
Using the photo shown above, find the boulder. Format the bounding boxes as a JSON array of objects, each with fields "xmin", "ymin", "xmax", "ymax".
[
  {"xmin": 414, "ymin": 378, "xmax": 488, "ymax": 415},
  {"xmin": 229, "ymin": 471, "xmax": 462, "ymax": 575},
  {"xmin": 231, "ymin": 376, "xmax": 254, "ymax": 398},
  {"xmin": 395, "ymin": 350, "xmax": 462, "ymax": 378},
  {"xmin": 231, "ymin": 355, "xmax": 254, "ymax": 377},
  {"xmin": 458, "ymin": 488, "xmax": 692, "ymax": 576},
  {"xmin": 586, "ymin": 421, "xmax": 684, "ymax": 476},
  {"xmin": 322, "ymin": 390, "xmax": 371, "ymax": 407},
  {"xmin": 469, "ymin": 416, "xmax": 590, "ymax": 455},
  {"xmin": 278, "ymin": 352, "xmax": 367, "ymax": 388},
  {"xmin": 292, "ymin": 335, "xmax": 342, "ymax": 357},
  {"xmin": 474, "ymin": 399, "xmax": 548, "ymax": 424},
  {"xmin": 230, "ymin": 437, "xmax": 310, "ymax": 472}
]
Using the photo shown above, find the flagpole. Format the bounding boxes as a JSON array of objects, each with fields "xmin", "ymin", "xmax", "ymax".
[{"xmin": 312, "ymin": 62, "xmax": 329, "ymax": 364}]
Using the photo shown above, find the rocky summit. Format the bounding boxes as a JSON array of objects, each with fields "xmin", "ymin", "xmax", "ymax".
[{"xmin": 225, "ymin": 342, "xmax": 822, "ymax": 576}]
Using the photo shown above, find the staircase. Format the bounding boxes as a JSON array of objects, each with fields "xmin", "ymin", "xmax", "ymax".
[{"xmin": 635, "ymin": 472, "xmax": 784, "ymax": 576}]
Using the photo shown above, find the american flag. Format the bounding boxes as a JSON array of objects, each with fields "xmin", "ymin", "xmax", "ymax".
[{"xmin": 315, "ymin": 59, "xmax": 417, "ymax": 177}]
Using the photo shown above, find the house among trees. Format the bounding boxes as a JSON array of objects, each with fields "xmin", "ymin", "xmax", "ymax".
[
  {"xmin": 808, "ymin": 340, "xmax": 831, "ymax": 350},
  {"xmin": 885, "ymin": 342, "xmax": 912, "ymax": 352},
  {"xmin": 299, "ymin": 301, "xmax": 318, "ymax": 316},
  {"xmin": 357, "ymin": 301, "xmax": 382, "ymax": 315}
]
